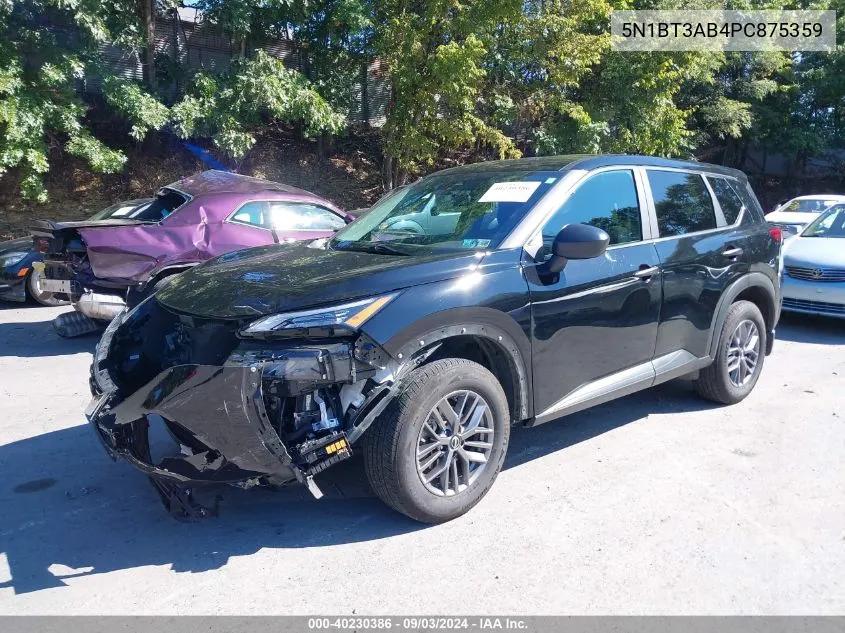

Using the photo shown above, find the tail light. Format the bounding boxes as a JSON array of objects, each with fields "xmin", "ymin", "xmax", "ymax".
[{"xmin": 768, "ymin": 226, "xmax": 782, "ymax": 243}]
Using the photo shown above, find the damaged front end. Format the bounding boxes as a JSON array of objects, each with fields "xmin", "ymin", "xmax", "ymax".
[{"xmin": 87, "ymin": 295, "xmax": 405, "ymax": 520}]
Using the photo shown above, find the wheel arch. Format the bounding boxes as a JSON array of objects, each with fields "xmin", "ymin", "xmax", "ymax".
[
  {"xmin": 376, "ymin": 312, "xmax": 533, "ymax": 423},
  {"xmin": 707, "ymin": 272, "xmax": 779, "ymax": 358}
]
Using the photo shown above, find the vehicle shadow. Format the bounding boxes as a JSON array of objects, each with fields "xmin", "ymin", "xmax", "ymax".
[
  {"xmin": 504, "ymin": 380, "xmax": 716, "ymax": 470},
  {"xmin": 776, "ymin": 312, "xmax": 845, "ymax": 345},
  {"xmin": 0, "ymin": 313, "xmax": 99, "ymax": 357},
  {"xmin": 0, "ymin": 380, "xmax": 715, "ymax": 595}
]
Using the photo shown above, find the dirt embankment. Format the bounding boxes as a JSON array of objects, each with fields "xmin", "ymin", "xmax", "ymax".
[{"xmin": 0, "ymin": 129, "xmax": 385, "ymax": 241}]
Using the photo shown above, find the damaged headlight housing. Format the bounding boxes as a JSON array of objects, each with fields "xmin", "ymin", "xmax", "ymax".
[{"xmin": 240, "ymin": 293, "xmax": 398, "ymax": 337}]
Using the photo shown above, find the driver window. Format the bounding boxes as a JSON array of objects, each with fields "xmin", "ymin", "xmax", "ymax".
[{"xmin": 542, "ymin": 170, "xmax": 642, "ymax": 246}]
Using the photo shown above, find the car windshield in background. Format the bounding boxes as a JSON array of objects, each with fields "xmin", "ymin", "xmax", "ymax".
[
  {"xmin": 330, "ymin": 170, "xmax": 562, "ymax": 254},
  {"xmin": 802, "ymin": 206, "xmax": 845, "ymax": 238},
  {"xmin": 87, "ymin": 199, "xmax": 153, "ymax": 221},
  {"xmin": 782, "ymin": 199, "xmax": 840, "ymax": 213}
]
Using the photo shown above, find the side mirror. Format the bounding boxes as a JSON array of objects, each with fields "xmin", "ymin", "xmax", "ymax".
[{"xmin": 546, "ymin": 223, "xmax": 610, "ymax": 273}]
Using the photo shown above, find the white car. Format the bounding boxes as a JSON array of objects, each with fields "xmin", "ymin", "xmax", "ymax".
[
  {"xmin": 765, "ymin": 194, "xmax": 845, "ymax": 236},
  {"xmin": 781, "ymin": 204, "xmax": 845, "ymax": 319}
]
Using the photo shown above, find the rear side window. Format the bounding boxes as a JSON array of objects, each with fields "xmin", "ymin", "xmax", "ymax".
[
  {"xmin": 647, "ymin": 170, "xmax": 717, "ymax": 237},
  {"xmin": 267, "ymin": 202, "xmax": 346, "ymax": 231},
  {"xmin": 542, "ymin": 170, "xmax": 642, "ymax": 246},
  {"xmin": 708, "ymin": 177, "xmax": 744, "ymax": 224}
]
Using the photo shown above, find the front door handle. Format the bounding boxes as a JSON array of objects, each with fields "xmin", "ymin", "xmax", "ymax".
[
  {"xmin": 722, "ymin": 246, "xmax": 743, "ymax": 258},
  {"xmin": 633, "ymin": 265, "xmax": 659, "ymax": 280}
]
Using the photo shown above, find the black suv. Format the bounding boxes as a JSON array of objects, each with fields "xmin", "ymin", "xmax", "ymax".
[{"xmin": 87, "ymin": 155, "xmax": 781, "ymax": 522}]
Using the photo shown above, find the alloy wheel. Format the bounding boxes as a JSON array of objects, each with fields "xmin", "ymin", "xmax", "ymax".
[
  {"xmin": 726, "ymin": 319, "xmax": 760, "ymax": 387},
  {"xmin": 415, "ymin": 390, "xmax": 495, "ymax": 497}
]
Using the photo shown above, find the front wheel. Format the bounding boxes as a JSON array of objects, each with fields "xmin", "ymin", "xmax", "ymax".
[{"xmin": 363, "ymin": 358, "xmax": 510, "ymax": 523}]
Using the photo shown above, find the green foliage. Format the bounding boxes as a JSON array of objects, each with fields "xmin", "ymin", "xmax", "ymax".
[
  {"xmin": 4, "ymin": 0, "xmax": 845, "ymax": 202},
  {"xmin": 376, "ymin": 0, "xmax": 522, "ymax": 180},
  {"xmin": 0, "ymin": 0, "xmax": 149, "ymax": 201},
  {"xmin": 170, "ymin": 50, "xmax": 346, "ymax": 158},
  {"xmin": 103, "ymin": 77, "xmax": 171, "ymax": 141}
]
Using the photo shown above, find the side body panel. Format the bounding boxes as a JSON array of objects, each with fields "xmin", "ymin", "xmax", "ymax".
[
  {"xmin": 79, "ymin": 192, "xmax": 342, "ymax": 284},
  {"xmin": 645, "ymin": 172, "xmax": 780, "ymax": 359},
  {"xmin": 525, "ymin": 243, "xmax": 662, "ymax": 418}
]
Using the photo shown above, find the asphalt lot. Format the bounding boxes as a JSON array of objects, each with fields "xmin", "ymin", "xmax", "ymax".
[{"xmin": 0, "ymin": 302, "xmax": 843, "ymax": 614}]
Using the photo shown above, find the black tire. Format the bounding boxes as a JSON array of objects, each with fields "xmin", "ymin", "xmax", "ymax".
[
  {"xmin": 26, "ymin": 269, "xmax": 68, "ymax": 307},
  {"xmin": 363, "ymin": 358, "xmax": 510, "ymax": 523},
  {"xmin": 695, "ymin": 300, "xmax": 766, "ymax": 404}
]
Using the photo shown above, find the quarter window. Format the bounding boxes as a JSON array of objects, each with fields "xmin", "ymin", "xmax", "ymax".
[
  {"xmin": 647, "ymin": 170, "xmax": 717, "ymax": 237},
  {"xmin": 267, "ymin": 202, "xmax": 346, "ymax": 231},
  {"xmin": 542, "ymin": 170, "xmax": 642, "ymax": 246},
  {"xmin": 708, "ymin": 177, "xmax": 744, "ymax": 224}
]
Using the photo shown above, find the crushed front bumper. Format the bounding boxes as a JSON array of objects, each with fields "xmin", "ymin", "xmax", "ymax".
[
  {"xmin": 86, "ymin": 337, "xmax": 368, "ymax": 519},
  {"xmin": 87, "ymin": 363, "xmax": 299, "ymax": 519}
]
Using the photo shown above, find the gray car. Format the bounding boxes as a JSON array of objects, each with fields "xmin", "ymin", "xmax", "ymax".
[{"xmin": 781, "ymin": 204, "xmax": 845, "ymax": 319}]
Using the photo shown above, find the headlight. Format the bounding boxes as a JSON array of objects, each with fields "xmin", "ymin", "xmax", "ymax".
[
  {"xmin": 241, "ymin": 293, "xmax": 398, "ymax": 336},
  {"xmin": 0, "ymin": 251, "xmax": 28, "ymax": 268}
]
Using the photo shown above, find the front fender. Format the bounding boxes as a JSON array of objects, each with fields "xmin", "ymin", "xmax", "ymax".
[{"xmin": 361, "ymin": 255, "xmax": 533, "ymax": 419}]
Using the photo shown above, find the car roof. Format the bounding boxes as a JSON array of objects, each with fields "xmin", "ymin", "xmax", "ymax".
[
  {"xmin": 165, "ymin": 169, "xmax": 318, "ymax": 198},
  {"xmin": 784, "ymin": 194, "xmax": 845, "ymax": 202},
  {"xmin": 433, "ymin": 154, "xmax": 748, "ymax": 181}
]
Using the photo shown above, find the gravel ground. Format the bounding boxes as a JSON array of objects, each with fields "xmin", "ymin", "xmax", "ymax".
[{"xmin": 0, "ymin": 303, "xmax": 843, "ymax": 614}]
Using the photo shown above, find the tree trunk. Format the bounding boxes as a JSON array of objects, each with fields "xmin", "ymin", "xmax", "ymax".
[
  {"xmin": 142, "ymin": 0, "xmax": 157, "ymax": 91},
  {"xmin": 382, "ymin": 155, "xmax": 394, "ymax": 191},
  {"xmin": 360, "ymin": 60, "xmax": 370, "ymax": 126}
]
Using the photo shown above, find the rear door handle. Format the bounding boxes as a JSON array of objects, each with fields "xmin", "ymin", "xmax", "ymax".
[
  {"xmin": 633, "ymin": 265, "xmax": 659, "ymax": 280},
  {"xmin": 722, "ymin": 246, "xmax": 743, "ymax": 258}
]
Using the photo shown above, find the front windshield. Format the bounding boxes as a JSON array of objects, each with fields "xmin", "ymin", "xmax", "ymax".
[
  {"xmin": 330, "ymin": 169, "xmax": 562, "ymax": 254},
  {"xmin": 802, "ymin": 205, "xmax": 845, "ymax": 238},
  {"xmin": 781, "ymin": 198, "xmax": 840, "ymax": 213}
]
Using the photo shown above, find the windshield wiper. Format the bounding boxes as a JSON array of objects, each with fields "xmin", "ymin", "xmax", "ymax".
[{"xmin": 340, "ymin": 242, "xmax": 412, "ymax": 256}]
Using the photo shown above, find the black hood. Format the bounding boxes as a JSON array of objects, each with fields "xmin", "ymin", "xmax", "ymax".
[
  {"xmin": 0, "ymin": 237, "xmax": 33, "ymax": 254},
  {"xmin": 157, "ymin": 243, "xmax": 481, "ymax": 319}
]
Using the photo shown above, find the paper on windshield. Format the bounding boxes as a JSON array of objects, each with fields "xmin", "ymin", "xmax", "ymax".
[{"xmin": 478, "ymin": 181, "xmax": 541, "ymax": 203}]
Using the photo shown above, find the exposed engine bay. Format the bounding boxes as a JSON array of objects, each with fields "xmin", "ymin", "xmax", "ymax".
[{"xmin": 87, "ymin": 296, "xmax": 412, "ymax": 520}]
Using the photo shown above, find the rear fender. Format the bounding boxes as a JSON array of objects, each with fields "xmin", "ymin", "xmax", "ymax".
[{"xmin": 707, "ymin": 272, "xmax": 779, "ymax": 357}]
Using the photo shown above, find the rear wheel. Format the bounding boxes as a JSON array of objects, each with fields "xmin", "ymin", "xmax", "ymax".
[
  {"xmin": 363, "ymin": 358, "xmax": 510, "ymax": 523},
  {"xmin": 26, "ymin": 269, "xmax": 67, "ymax": 306},
  {"xmin": 695, "ymin": 300, "xmax": 766, "ymax": 404}
]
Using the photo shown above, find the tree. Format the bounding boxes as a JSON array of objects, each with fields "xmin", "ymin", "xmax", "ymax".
[
  {"xmin": 374, "ymin": 0, "xmax": 522, "ymax": 188},
  {"xmin": 0, "ymin": 0, "xmax": 157, "ymax": 201},
  {"xmin": 170, "ymin": 50, "xmax": 346, "ymax": 159}
]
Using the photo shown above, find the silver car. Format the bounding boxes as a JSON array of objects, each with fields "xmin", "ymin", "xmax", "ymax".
[{"xmin": 781, "ymin": 204, "xmax": 845, "ymax": 319}]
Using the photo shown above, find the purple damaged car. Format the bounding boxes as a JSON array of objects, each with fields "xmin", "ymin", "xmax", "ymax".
[{"xmin": 32, "ymin": 170, "xmax": 350, "ymax": 326}]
